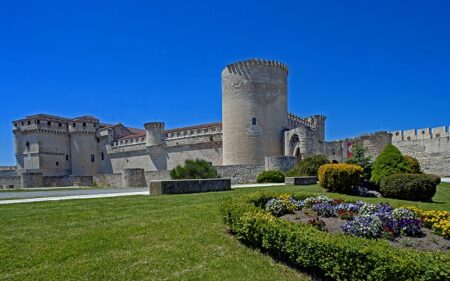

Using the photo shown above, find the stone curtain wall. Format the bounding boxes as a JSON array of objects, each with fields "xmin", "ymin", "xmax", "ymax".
[
  {"xmin": 394, "ymin": 137, "xmax": 450, "ymax": 177},
  {"xmin": 216, "ymin": 164, "xmax": 264, "ymax": 184}
]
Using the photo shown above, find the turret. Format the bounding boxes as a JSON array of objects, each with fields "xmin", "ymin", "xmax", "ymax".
[{"xmin": 144, "ymin": 122, "xmax": 165, "ymax": 146}]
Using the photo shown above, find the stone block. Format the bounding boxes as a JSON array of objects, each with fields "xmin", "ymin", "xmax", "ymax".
[
  {"xmin": 285, "ymin": 176, "xmax": 317, "ymax": 185},
  {"xmin": 21, "ymin": 173, "xmax": 44, "ymax": 188},
  {"xmin": 149, "ymin": 178, "xmax": 231, "ymax": 195}
]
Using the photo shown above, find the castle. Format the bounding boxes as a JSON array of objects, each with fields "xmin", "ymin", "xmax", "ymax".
[{"xmin": 9, "ymin": 59, "xmax": 450, "ymax": 183}]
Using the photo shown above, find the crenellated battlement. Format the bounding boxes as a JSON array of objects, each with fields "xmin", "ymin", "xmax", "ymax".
[
  {"xmin": 225, "ymin": 58, "xmax": 288, "ymax": 73},
  {"xmin": 288, "ymin": 113, "xmax": 315, "ymax": 129},
  {"xmin": 144, "ymin": 122, "xmax": 165, "ymax": 129},
  {"xmin": 391, "ymin": 126, "xmax": 450, "ymax": 141}
]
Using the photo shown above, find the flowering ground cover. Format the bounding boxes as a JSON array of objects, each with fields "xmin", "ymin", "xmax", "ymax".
[{"xmin": 0, "ymin": 183, "xmax": 449, "ymax": 280}]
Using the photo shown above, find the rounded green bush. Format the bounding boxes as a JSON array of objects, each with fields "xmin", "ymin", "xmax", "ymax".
[
  {"xmin": 371, "ymin": 144, "xmax": 409, "ymax": 186},
  {"xmin": 403, "ymin": 155, "xmax": 421, "ymax": 174},
  {"xmin": 170, "ymin": 159, "xmax": 219, "ymax": 179},
  {"xmin": 426, "ymin": 174, "xmax": 441, "ymax": 185},
  {"xmin": 256, "ymin": 170, "xmax": 285, "ymax": 183},
  {"xmin": 318, "ymin": 163, "xmax": 363, "ymax": 194},
  {"xmin": 380, "ymin": 174, "xmax": 437, "ymax": 201},
  {"xmin": 285, "ymin": 155, "xmax": 330, "ymax": 177}
]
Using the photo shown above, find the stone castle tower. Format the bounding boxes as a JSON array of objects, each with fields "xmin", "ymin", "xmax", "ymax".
[{"xmin": 222, "ymin": 59, "xmax": 289, "ymax": 165}]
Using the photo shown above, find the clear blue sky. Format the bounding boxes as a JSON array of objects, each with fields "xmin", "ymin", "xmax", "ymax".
[{"xmin": 1, "ymin": 0, "xmax": 449, "ymax": 165}]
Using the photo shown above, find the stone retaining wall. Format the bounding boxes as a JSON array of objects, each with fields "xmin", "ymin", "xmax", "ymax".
[
  {"xmin": 285, "ymin": 176, "xmax": 318, "ymax": 185},
  {"xmin": 43, "ymin": 176, "xmax": 93, "ymax": 187},
  {"xmin": 149, "ymin": 178, "xmax": 231, "ymax": 195},
  {"xmin": 93, "ymin": 173, "xmax": 122, "ymax": 187},
  {"xmin": 0, "ymin": 176, "xmax": 21, "ymax": 188},
  {"xmin": 215, "ymin": 164, "xmax": 264, "ymax": 184}
]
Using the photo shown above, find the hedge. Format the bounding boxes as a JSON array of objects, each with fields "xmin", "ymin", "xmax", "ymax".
[
  {"xmin": 380, "ymin": 174, "xmax": 437, "ymax": 201},
  {"xmin": 371, "ymin": 144, "xmax": 409, "ymax": 186},
  {"xmin": 220, "ymin": 192, "xmax": 450, "ymax": 281},
  {"xmin": 318, "ymin": 164, "xmax": 363, "ymax": 194},
  {"xmin": 256, "ymin": 170, "xmax": 285, "ymax": 183},
  {"xmin": 170, "ymin": 158, "xmax": 219, "ymax": 179}
]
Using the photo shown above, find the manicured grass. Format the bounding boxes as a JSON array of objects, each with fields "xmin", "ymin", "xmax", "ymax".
[{"xmin": 0, "ymin": 183, "xmax": 449, "ymax": 280}]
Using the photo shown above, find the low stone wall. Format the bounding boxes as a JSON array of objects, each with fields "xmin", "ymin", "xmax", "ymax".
[
  {"xmin": 0, "ymin": 176, "xmax": 21, "ymax": 188},
  {"xmin": 43, "ymin": 176, "xmax": 93, "ymax": 187},
  {"xmin": 93, "ymin": 173, "xmax": 122, "ymax": 187},
  {"xmin": 265, "ymin": 156, "xmax": 297, "ymax": 172},
  {"xmin": 144, "ymin": 170, "xmax": 171, "ymax": 184},
  {"xmin": 149, "ymin": 178, "xmax": 231, "ymax": 195},
  {"xmin": 285, "ymin": 176, "xmax": 318, "ymax": 185},
  {"xmin": 21, "ymin": 173, "xmax": 44, "ymax": 188},
  {"xmin": 215, "ymin": 164, "xmax": 264, "ymax": 184},
  {"xmin": 122, "ymin": 168, "xmax": 146, "ymax": 187}
]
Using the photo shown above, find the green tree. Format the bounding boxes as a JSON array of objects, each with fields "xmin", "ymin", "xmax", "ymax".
[
  {"xmin": 346, "ymin": 144, "xmax": 372, "ymax": 182},
  {"xmin": 403, "ymin": 155, "xmax": 421, "ymax": 174},
  {"xmin": 370, "ymin": 144, "xmax": 409, "ymax": 186}
]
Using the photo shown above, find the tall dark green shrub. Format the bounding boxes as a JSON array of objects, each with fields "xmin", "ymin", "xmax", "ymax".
[
  {"xmin": 285, "ymin": 155, "xmax": 330, "ymax": 177},
  {"xmin": 170, "ymin": 159, "xmax": 219, "ymax": 179},
  {"xmin": 370, "ymin": 144, "xmax": 409, "ymax": 185}
]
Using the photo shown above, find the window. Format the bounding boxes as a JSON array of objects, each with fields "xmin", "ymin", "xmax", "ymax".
[
  {"xmin": 37, "ymin": 120, "xmax": 40, "ymax": 124},
  {"xmin": 395, "ymin": 132, "xmax": 399, "ymax": 136},
  {"xmin": 58, "ymin": 123, "xmax": 62, "ymax": 127},
  {"xmin": 101, "ymin": 152, "xmax": 104, "ymax": 161},
  {"xmin": 407, "ymin": 136, "xmax": 411, "ymax": 140},
  {"xmin": 72, "ymin": 123, "xmax": 76, "ymax": 127},
  {"xmin": 83, "ymin": 123, "xmax": 86, "ymax": 127},
  {"xmin": 252, "ymin": 118, "xmax": 257, "ymax": 126},
  {"xmin": 47, "ymin": 121, "xmax": 51, "ymax": 126},
  {"xmin": 90, "ymin": 154, "xmax": 95, "ymax": 162},
  {"xmin": 436, "ymin": 134, "xmax": 440, "ymax": 138},
  {"xmin": 66, "ymin": 155, "xmax": 69, "ymax": 161},
  {"xmin": 56, "ymin": 161, "xmax": 59, "ymax": 166},
  {"xmin": 27, "ymin": 120, "xmax": 31, "ymax": 125},
  {"xmin": 26, "ymin": 142, "xmax": 30, "ymax": 148},
  {"xmin": 21, "ymin": 122, "xmax": 24, "ymax": 125}
]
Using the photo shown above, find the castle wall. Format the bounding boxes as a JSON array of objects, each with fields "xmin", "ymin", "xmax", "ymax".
[
  {"xmin": 215, "ymin": 164, "xmax": 264, "ymax": 184},
  {"xmin": 0, "ymin": 176, "xmax": 21, "ymax": 188},
  {"xmin": 222, "ymin": 59, "xmax": 288, "ymax": 165},
  {"xmin": 324, "ymin": 132, "xmax": 392, "ymax": 163}
]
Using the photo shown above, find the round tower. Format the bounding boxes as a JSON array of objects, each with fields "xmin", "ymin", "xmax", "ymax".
[
  {"xmin": 222, "ymin": 58, "xmax": 288, "ymax": 165},
  {"xmin": 144, "ymin": 122, "xmax": 165, "ymax": 146}
]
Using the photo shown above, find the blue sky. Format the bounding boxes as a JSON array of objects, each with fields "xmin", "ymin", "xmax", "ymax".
[{"xmin": 1, "ymin": 0, "xmax": 449, "ymax": 165}]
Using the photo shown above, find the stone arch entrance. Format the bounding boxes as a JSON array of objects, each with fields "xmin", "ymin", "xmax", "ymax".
[{"xmin": 289, "ymin": 134, "xmax": 302, "ymax": 161}]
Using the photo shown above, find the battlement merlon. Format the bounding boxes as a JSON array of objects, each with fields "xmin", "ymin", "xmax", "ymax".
[
  {"xmin": 391, "ymin": 126, "xmax": 450, "ymax": 141},
  {"xmin": 224, "ymin": 58, "xmax": 288, "ymax": 74}
]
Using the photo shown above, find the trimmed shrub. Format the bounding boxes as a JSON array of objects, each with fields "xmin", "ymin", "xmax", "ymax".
[
  {"xmin": 220, "ymin": 193, "xmax": 450, "ymax": 281},
  {"xmin": 285, "ymin": 155, "xmax": 330, "ymax": 177},
  {"xmin": 170, "ymin": 159, "xmax": 219, "ymax": 179},
  {"xmin": 380, "ymin": 174, "xmax": 437, "ymax": 201},
  {"xmin": 371, "ymin": 144, "xmax": 409, "ymax": 185},
  {"xmin": 403, "ymin": 155, "xmax": 421, "ymax": 174},
  {"xmin": 256, "ymin": 170, "xmax": 285, "ymax": 183},
  {"xmin": 427, "ymin": 174, "xmax": 441, "ymax": 185},
  {"xmin": 318, "ymin": 163, "xmax": 363, "ymax": 194}
]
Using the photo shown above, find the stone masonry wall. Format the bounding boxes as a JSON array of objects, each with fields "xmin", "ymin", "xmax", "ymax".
[
  {"xmin": 216, "ymin": 164, "xmax": 264, "ymax": 184},
  {"xmin": 394, "ymin": 137, "xmax": 450, "ymax": 177},
  {"xmin": 0, "ymin": 176, "xmax": 21, "ymax": 188},
  {"xmin": 43, "ymin": 176, "xmax": 93, "ymax": 187},
  {"xmin": 93, "ymin": 173, "xmax": 122, "ymax": 187}
]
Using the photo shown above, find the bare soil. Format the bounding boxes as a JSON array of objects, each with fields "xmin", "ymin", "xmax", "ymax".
[{"xmin": 282, "ymin": 210, "xmax": 450, "ymax": 252}]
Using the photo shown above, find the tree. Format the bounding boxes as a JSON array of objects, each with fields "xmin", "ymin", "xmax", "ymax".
[
  {"xmin": 346, "ymin": 144, "xmax": 372, "ymax": 183},
  {"xmin": 170, "ymin": 159, "xmax": 219, "ymax": 179}
]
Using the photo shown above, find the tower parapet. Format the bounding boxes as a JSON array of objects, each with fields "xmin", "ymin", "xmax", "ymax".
[{"xmin": 144, "ymin": 122, "xmax": 165, "ymax": 146}]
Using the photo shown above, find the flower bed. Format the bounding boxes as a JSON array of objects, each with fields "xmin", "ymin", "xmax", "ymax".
[{"xmin": 221, "ymin": 192, "xmax": 450, "ymax": 280}]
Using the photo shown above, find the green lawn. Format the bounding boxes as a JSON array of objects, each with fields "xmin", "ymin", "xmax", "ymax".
[{"xmin": 0, "ymin": 183, "xmax": 449, "ymax": 280}]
